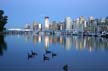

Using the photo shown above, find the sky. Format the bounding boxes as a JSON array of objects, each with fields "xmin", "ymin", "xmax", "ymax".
[{"xmin": 0, "ymin": 0, "xmax": 108, "ymax": 28}]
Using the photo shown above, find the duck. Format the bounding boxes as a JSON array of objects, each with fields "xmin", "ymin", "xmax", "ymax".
[
  {"xmin": 28, "ymin": 53, "xmax": 33, "ymax": 60},
  {"xmin": 45, "ymin": 50, "xmax": 52, "ymax": 54},
  {"xmin": 31, "ymin": 50, "xmax": 37, "ymax": 56},
  {"xmin": 43, "ymin": 54, "xmax": 49, "ymax": 61},
  {"xmin": 52, "ymin": 53, "xmax": 57, "ymax": 58},
  {"xmin": 63, "ymin": 64, "xmax": 68, "ymax": 71}
]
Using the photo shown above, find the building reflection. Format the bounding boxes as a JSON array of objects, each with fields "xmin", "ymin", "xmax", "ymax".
[
  {"xmin": 53, "ymin": 36, "xmax": 59, "ymax": 43},
  {"xmin": 44, "ymin": 36, "xmax": 49, "ymax": 49},
  {"xmin": 24, "ymin": 34, "xmax": 31, "ymax": 42},
  {"xmin": 60, "ymin": 36, "xmax": 63, "ymax": 44},
  {"xmin": 0, "ymin": 35, "xmax": 7, "ymax": 56},
  {"xmin": 31, "ymin": 35, "xmax": 108, "ymax": 52},
  {"xmin": 38, "ymin": 35, "xmax": 42, "ymax": 43},
  {"xmin": 73, "ymin": 36, "xmax": 84, "ymax": 50},
  {"xmin": 33, "ymin": 35, "xmax": 42, "ymax": 44},
  {"xmin": 49, "ymin": 36, "xmax": 53, "ymax": 44},
  {"xmin": 64, "ymin": 36, "xmax": 72, "ymax": 50},
  {"xmin": 1, "ymin": 34, "xmax": 107, "ymax": 56},
  {"xmin": 33, "ymin": 35, "xmax": 38, "ymax": 44}
]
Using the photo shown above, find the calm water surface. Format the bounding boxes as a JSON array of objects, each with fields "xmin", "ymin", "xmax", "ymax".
[{"xmin": 0, "ymin": 35, "xmax": 108, "ymax": 71}]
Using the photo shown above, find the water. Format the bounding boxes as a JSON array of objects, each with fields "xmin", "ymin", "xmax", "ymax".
[{"xmin": 0, "ymin": 35, "xmax": 108, "ymax": 71}]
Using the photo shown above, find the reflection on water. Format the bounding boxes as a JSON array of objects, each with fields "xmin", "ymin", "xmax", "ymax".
[
  {"xmin": 44, "ymin": 36, "xmax": 49, "ymax": 49},
  {"xmin": 33, "ymin": 35, "xmax": 42, "ymax": 44},
  {"xmin": 0, "ymin": 35, "xmax": 7, "ymax": 56},
  {"xmin": 24, "ymin": 34, "xmax": 31, "ymax": 42},
  {"xmin": 0, "ymin": 35, "xmax": 108, "ymax": 71},
  {"xmin": 31, "ymin": 35, "xmax": 108, "ymax": 52}
]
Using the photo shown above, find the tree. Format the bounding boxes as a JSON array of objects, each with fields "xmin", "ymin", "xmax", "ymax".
[{"xmin": 0, "ymin": 10, "xmax": 8, "ymax": 32}]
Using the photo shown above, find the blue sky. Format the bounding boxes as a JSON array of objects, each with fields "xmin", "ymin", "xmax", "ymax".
[{"xmin": 0, "ymin": 0, "xmax": 108, "ymax": 28}]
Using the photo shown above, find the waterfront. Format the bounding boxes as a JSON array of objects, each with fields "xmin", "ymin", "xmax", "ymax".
[{"xmin": 0, "ymin": 34, "xmax": 108, "ymax": 71}]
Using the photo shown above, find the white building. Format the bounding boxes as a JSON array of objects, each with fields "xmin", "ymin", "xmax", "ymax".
[
  {"xmin": 65, "ymin": 17, "xmax": 72, "ymax": 30},
  {"xmin": 45, "ymin": 16, "xmax": 50, "ymax": 30},
  {"xmin": 79, "ymin": 16, "xmax": 86, "ymax": 32},
  {"xmin": 89, "ymin": 16, "xmax": 94, "ymax": 21},
  {"xmin": 38, "ymin": 24, "xmax": 42, "ymax": 30}
]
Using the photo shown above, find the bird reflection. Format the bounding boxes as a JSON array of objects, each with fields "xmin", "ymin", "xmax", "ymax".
[
  {"xmin": 63, "ymin": 64, "xmax": 68, "ymax": 71},
  {"xmin": 43, "ymin": 54, "xmax": 49, "ymax": 61}
]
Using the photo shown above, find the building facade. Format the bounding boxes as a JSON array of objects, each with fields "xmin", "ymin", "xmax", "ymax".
[
  {"xmin": 45, "ymin": 16, "xmax": 50, "ymax": 30},
  {"xmin": 65, "ymin": 17, "xmax": 72, "ymax": 31}
]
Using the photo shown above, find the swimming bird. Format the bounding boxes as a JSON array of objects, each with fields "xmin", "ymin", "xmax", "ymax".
[
  {"xmin": 45, "ymin": 50, "xmax": 52, "ymax": 54},
  {"xmin": 63, "ymin": 64, "xmax": 68, "ymax": 71},
  {"xmin": 31, "ymin": 50, "xmax": 38, "ymax": 56},
  {"xmin": 52, "ymin": 53, "xmax": 57, "ymax": 58},
  {"xmin": 27, "ymin": 53, "xmax": 33, "ymax": 60},
  {"xmin": 43, "ymin": 54, "xmax": 49, "ymax": 61}
]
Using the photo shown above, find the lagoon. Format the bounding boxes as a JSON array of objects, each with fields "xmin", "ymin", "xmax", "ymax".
[{"xmin": 0, "ymin": 35, "xmax": 108, "ymax": 71}]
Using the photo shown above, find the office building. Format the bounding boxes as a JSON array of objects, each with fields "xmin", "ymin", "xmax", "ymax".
[
  {"xmin": 45, "ymin": 16, "xmax": 50, "ymax": 30},
  {"xmin": 65, "ymin": 17, "xmax": 72, "ymax": 30}
]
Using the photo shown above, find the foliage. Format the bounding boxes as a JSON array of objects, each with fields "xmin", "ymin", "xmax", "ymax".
[{"xmin": 0, "ymin": 10, "xmax": 8, "ymax": 32}]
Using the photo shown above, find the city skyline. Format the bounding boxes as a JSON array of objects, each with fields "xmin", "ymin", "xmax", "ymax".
[{"xmin": 0, "ymin": 0, "xmax": 108, "ymax": 28}]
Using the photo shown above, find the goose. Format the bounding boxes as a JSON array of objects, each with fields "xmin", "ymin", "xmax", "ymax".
[
  {"xmin": 28, "ymin": 53, "xmax": 33, "ymax": 60},
  {"xmin": 52, "ymin": 53, "xmax": 57, "ymax": 58},
  {"xmin": 31, "ymin": 50, "xmax": 37, "ymax": 56},
  {"xmin": 43, "ymin": 54, "xmax": 49, "ymax": 61},
  {"xmin": 63, "ymin": 64, "xmax": 68, "ymax": 71},
  {"xmin": 46, "ymin": 50, "xmax": 52, "ymax": 54}
]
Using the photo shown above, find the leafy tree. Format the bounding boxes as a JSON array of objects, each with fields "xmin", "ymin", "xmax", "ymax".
[{"xmin": 0, "ymin": 10, "xmax": 8, "ymax": 32}]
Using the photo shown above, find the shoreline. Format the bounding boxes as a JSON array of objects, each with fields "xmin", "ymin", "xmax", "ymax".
[{"xmin": 1, "ymin": 30, "xmax": 108, "ymax": 38}]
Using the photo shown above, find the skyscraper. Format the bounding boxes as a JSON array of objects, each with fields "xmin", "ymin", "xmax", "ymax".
[
  {"xmin": 33, "ymin": 21, "xmax": 38, "ymax": 31},
  {"xmin": 89, "ymin": 16, "xmax": 94, "ymax": 21},
  {"xmin": 79, "ymin": 16, "xmax": 85, "ymax": 24},
  {"xmin": 65, "ymin": 17, "xmax": 72, "ymax": 30},
  {"xmin": 38, "ymin": 23, "xmax": 42, "ymax": 30},
  {"xmin": 45, "ymin": 16, "xmax": 50, "ymax": 30}
]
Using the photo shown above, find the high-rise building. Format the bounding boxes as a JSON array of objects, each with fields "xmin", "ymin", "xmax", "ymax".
[
  {"xmin": 33, "ymin": 21, "xmax": 38, "ymax": 31},
  {"xmin": 65, "ymin": 17, "xmax": 72, "ymax": 30},
  {"xmin": 73, "ymin": 17, "xmax": 84, "ymax": 33},
  {"xmin": 59, "ymin": 23, "xmax": 63, "ymax": 30},
  {"xmin": 52, "ymin": 21, "xmax": 57, "ymax": 31},
  {"xmin": 38, "ymin": 23, "xmax": 42, "ymax": 30},
  {"xmin": 79, "ymin": 16, "xmax": 87, "ymax": 31},
  {"xmin": 87, "ymin": 16, "xmax": 98, "ymax": 33},
  {"xmin": 76, "ymin": 18, "xmax": 80, "ymax": 24},
  {"xmin": 79, "ymin": 16, "xmax": 85, "ymax": 24},
  {"xmin": 45, "ymin": 16, "xmax": 50, "ymax": 30},
  {"xmin": 89, "ymin": 16, "xmax": 94, "ymax": 21},
  {"xmin": 74, "ymin": 18, "xmax": 80, "ymax": 29}
]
